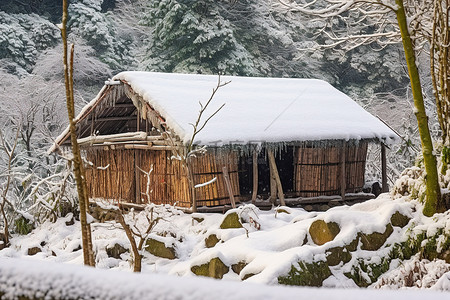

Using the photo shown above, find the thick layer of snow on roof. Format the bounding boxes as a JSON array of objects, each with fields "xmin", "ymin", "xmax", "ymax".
[
  {"xmin": 114, "ymin": 71, "xmax": 398, "ymax": 145},
  {"xmin": 0, "ymin": 257, "xmax": 448, "ymax": 300}
]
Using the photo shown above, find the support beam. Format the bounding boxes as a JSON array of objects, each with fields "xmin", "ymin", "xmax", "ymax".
[
  {"xmin": 381, "ymin": 143, "xmax": 388, "ymax": 193},
  {"xmin": 269, "ymin": 153, "xmax": 277, "ymax": 204},
  {"xmin": 340, "ymin": 141, "xmax": 346, "ymax": 200},
  {"xmin": 267, "ymin": 149, "xmax": 286, "ymax": 206},
  {"xmin": 251, "ymin": 150, "xmax": 258, "ymax": 204},
  {"xmin": 88, "ymin": 116, "xmax": 136, "ymax": 122}
]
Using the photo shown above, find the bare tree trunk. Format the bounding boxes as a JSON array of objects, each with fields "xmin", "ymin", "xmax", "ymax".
[
  {"xmin": 430, "ymin": 0, "xmax": 449, "ymax": 174},
  {"xmin": 395, "ymin": 0, "xmax": 445, "ymax": 216},
  {"xmin": 116, "ymin": 211, "xmax": 142, "ymax": 272},
  {"xmin": 61, "ymin": 0, "xmax": 95, "ymax": 266}
]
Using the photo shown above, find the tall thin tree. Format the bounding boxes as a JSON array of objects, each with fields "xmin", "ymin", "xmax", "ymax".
[{"xmin": 61, "ymin": 0, "xmax": 95, "ymax": 266}]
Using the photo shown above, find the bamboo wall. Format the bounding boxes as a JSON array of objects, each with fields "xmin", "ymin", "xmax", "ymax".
[
  {"xmin": 84, "ymin": 147, "xmax": 240, "ymax": 208},
  {"xmin": 294, "ymin": 142, "xmax": 368, "ymax": 197}
]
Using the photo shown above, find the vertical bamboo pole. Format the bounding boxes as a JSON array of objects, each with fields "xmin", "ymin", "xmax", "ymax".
[
  {"xmin": 267, "ymin": 149, "xmax": 286, "ymax": 206},
  {"xmin": 340, "ymin": 141, "xmax": 346, "ymax": 200},
  {"xmin": 251, "ymin": 150, "xmax": 258, "ymax": 204},
  {"xmin": 381, "ymin": 143, "xmax": 388, "ymax": 193},
  {"xmin": 135, "ymin": 150, "xmax": 141, "ymax": 204}
]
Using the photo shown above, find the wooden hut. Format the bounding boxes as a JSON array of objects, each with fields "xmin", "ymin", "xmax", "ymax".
[{"xmin": 49, "ymin": 71, "xmax": 398, "ymax": 210}]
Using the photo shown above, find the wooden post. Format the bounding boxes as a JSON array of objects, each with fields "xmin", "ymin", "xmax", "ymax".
[
  {"xmin": 269, "ymin": 153, "xmax": 277, "ymax": 204},
  {"xmin": 90, "ymin": 108, "xmax": 95, "ymax": 137},
  {"xmin": 340, "ymin": 141, "xmax": 346, "ymax": 200},
  {"xmin": 222, "ymin": 166, "xmax": 236, "ymax": 208},
  {"xmin": 381, "ymin": 143, "xmax": 388, "ymax": 193},
  {"xmin": 267, "ymin": 149, "xmax": 286, "ymax": 206},
  {"xmin": 251, "ymin": 150, "xmax": 258, "ymax": 204},
  {"xmin": 137, "ymin": 109, "xmax": 140, "ymax": 132}
]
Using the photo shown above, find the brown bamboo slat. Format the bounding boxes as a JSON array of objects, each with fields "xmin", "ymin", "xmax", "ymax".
[{"xmin": 294, "ymin": 141, "xmax": 368, "ymax": 197}]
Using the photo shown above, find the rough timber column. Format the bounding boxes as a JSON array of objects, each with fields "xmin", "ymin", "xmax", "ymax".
[
  {"xmin": 340, "ymin": 141, "xmax": 346, "ymax": 200},
  {"xmin": 381, "ymin": 143, "xmax": 388, "ymax": 193}
]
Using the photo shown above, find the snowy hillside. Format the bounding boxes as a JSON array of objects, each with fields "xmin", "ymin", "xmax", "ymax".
[{"xmin": 1, "ymin": 195, "xmax": 449, "ymax": 292}]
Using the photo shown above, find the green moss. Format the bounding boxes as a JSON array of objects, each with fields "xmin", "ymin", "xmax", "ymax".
[
  {"xmin": 220, "ymin": 212, "xmax": 243, "ymax": 229},
  {"xmin": 345, "ymin": 256, "xmax": 392, "ymax": 287},
  {"xmin": 191, "ymin": 257, "xmax": 229, "ymax": 279},
  {"xmin": 278, "ymin": 261, "xmax": 332, "ymax": 287},
  {"xmin": 14, "ymin": 216, "xmax": 33, "ymax": 235},
  {"xmin": 309, "ymin": 220, "xmax": 340, "ymax": 246},
  {"xmin": 145, "ymin": 238, "xmax": 176, "ymax": 259}
]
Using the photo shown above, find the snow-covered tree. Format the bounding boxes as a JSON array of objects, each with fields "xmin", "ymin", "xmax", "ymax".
[
  {"xmin": 140, "ymin": 0, "xmax": 257, "ymax": 75},
  {"xmin": 274, "ymin": 0, "xmax": 446, "ymax": 215}
]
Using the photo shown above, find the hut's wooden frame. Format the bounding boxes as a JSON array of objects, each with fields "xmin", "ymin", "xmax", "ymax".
[{"xmin": 52, "ymin": 80, "xmax": 390, "ymax": 210}]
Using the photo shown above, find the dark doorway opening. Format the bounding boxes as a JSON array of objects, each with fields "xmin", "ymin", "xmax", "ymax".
[{"xmin": 238, "ymin": 147, "xmax": 295, "ymax": 200}]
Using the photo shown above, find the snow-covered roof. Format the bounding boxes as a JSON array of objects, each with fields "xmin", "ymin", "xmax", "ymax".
[
  {"xmin": 49, "ymin": 71, "xmax": 399, "ymax": 153},
  {"xmin": 112, "ymin": 71, "xmax": 398, "ymax": 145}
]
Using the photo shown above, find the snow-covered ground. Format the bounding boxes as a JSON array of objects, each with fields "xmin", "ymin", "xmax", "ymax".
[
  {"xmin": 0, "ymin": 194, "xmax": 449, "ymax": 297},
  {"xmin": 0, "ymin": 257, "xmax": 449, "ymax": 300}
]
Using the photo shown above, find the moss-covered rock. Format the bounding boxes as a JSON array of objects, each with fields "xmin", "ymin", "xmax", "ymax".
[
  {"xmin": 205, "ymin": 234, "xmax": 220, "ymax": 248},
  {"xmin": 359, "ymin": 224, "xmax": 393, "ymax": 251},
  {"xmin": 231, "ymin": 261, "xmax": 248, "ymax": 275},
  {"xmin": 191, "ymin": 257, "xmax": 229, "ymax": 279},
  {"xmin": 390, "ymin": 211, "xmax": 410, "ymax": 228},
  {"xmin": 145, "ymin": 238, "xmax": 176, "ymax": 259},
  {"xmin": 278, "ymin": 261, "xmax": 332, "ymax": 287},
  {"xmin": 242, "ymin": 272, "xmax": 256, "ymax": 281},
  {"xmin": 309, "ymin": 220, "xmax": 340, "ymax": 246},
  {"xmin": 106, "ymin": 243, "xmax": 128, "ymax": 259},
  {"xmin": 345, "ymin": 237, "xmax": 359, "ymax": 252},
  {"xmin": 89, "ymin": 204, "xmax": 117, "ymax": 223},
  {"xmin": 220, "ymin": 212, "xmax": 243, "ymax": 229},
  {"xmin": 276, "ymin": 208, "xmax": 290, "ymax": 214},
  {"xmin": 326, "ymin": 246, "xmax": 352, "ymax": 266},
  {"xmin": 193, "ymin": 217, "xmax": 204, "ymax": 223},
  {"xmin": 27, "ymin": 247, "xmax": 42, "ymax": 256}
]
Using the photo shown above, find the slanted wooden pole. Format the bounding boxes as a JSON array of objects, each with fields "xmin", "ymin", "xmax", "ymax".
[
  {"xmin": 267, "ymin": 149, "xmax": 286, "ymax": 206},
  {"xmin": 381, "ymin": 143, "xmax": 388, "ymax": 193},
  {"xmin": 251, "ymin": 150, "xmax": 258, "ymax": 204},
  {"xmin": 340, "ymin": 141, "xmax": 346, "ymax": 200},
  {"xmin": 222, "ymin": 166, "xmax": 236, "ymax": 208}
]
